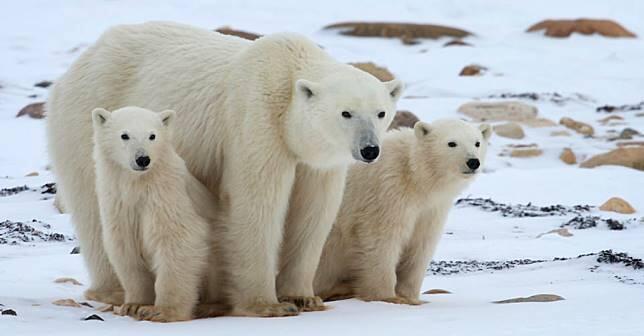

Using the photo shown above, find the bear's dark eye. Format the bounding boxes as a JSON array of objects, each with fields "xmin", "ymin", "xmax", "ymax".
[
  {"xmin": 342, "ymin": 111, "xmax": 352, "ymax": 119},
  {"xmin": 121, "ymin": 133, "xmax": 129, "ymax": 140},
  {"xmin": 149, "ymin": 134, "xmax": 156, "ymax": 141},
  {"xmin": 448, "ymin": 141, "xmax": 457, "ymax": 148},
  {"xmin": 377, "ymin": 111, "xmax": 386, "ymax": 119},
  {"xmin": 475, "ymin": 141, "xmax": 480, "ymax": 148}
]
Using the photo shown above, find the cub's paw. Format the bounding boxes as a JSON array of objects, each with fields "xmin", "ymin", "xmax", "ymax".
[
  {"xmin": 113, "ymin": 303, "xmax": 149, "ymax": 317},
  {"xmin": 233, "ymin": 302, "xmax": 299, "ymax": 317},
  {"xmin": 279, "ymin": 295, "xmax": 326, "ymax": 312},
  {"xmin": 85, "ymin": 289, "xmax": 124, "ymax": 305}
]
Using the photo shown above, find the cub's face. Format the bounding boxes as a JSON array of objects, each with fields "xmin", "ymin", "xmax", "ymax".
[
  {"xmin": 414, "ymin": 119, "xmax": 491, "ymax": 180},
  {"xmin": 92, "ymin": 107, "xmax": 175, "ymax": 173},
  {"xmin": 290, "ymin": 69, "xmax": 403, "ymax": 166}
]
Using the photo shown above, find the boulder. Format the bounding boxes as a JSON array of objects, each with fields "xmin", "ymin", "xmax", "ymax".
[
  {"xmin": 560, "ymin": 117, "xmax": 594, "ymax": 136},
  {"xmin": 559, "ymin": 148, "xmax": 577, "ymax": 165},
  {"xmin": 459, "ymin": 64, "xmax": 487, "ymax": 76},
  {"xmin": 493, "ymin": 122, "xmax": 525, "ymax": 139},
  {"xmin": 349, "ymin": 62, "xmax": 395, "ymax": 82},
  {"xmin": 388, "ymin": 110, "xmax": 420, "ymax": 130},
  {"xmin": 324, "ymin": 22, "xmax": 472, "ymax": 45},
  {"xmin": 599, "ymin": 197, "xmax": 636, "ymax": 214},
  {"xmin": 580, "ymin": 147, "xmax": 644, "ymax": 171},
  {"xmin": 527, "ymin": 19, "xmax": 636, "ymax": 38}
]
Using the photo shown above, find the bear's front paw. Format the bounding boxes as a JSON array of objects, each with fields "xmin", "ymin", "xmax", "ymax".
[
  {"xmin": 135, "ymin": 305, "xmax": 192, "ymax": 323},
  {"xmin": 113, "ymin": 303, "xmax": 147, "ymax": 317},
  {"xmin": 279, "ymin": 295, "xmax": 326, "ymax": 312},
  {"xmin": 233, "ymin": 302, "xmax": 299, "ymax": 317}
]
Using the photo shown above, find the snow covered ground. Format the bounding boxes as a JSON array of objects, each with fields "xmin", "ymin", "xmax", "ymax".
[{"xmin": 1, "ymin": 1, "xmax": 643, "ymax": 335}]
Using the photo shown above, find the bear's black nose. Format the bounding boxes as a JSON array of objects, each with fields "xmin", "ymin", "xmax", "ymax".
[
  {"xmin": 360, "ymin": 145, "xmax": 380, "ymax": 162},
  {"xmin": 467, "ymin": 158, "xmax": 480, "ymax": 170},
  {"xmin": 136, "ymin": 156, "xmax": 151, "ymax": 168}
]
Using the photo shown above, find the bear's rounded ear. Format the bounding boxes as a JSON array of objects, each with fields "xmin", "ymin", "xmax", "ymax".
[
  {"xmin": 414, "ymin": 121, "xmax": 431, "ymax": 138},
  {"xmin": 91, "ymin": 108, "xmax": 111, "ymax": 128},
  {"xmin": 384, "ymin": 79, "xmax": 404, "ymax": 102},
  {"xmin": 479, "ymin": 123, "xmax": 492, "ymax": 140},
  {"xmin": 159, "ymin": 110, "xmax": 176, "ymax": 127},
  {"xmin": 295, "ymin": 79, "xmax": 320, "ymax": 99}
]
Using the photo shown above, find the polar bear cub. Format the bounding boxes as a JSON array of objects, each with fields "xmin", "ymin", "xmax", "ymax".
[
  {"xmin": 314, "ymin": 119, "xmax": 491, "ymax": 304},
  {"xmin": 92, "ymin": 106, "xmax": 215, "ymax": 322}
]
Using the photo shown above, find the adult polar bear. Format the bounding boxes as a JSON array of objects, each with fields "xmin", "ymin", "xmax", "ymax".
[{"xmin": 47, "ymin": 21, "xmax": 402, "ymax": 317}]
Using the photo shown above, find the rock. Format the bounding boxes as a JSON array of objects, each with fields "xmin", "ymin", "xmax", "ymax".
[
  {"xmin": 323, "ymin": 22, "xmax": 472, "ymax": 45},
  {"xmin": 521, "ymin": 118, "xmax": 557, "ymax": 128},
  {"xmin": 560, "ymin": 148, "xmax": 577, "ymax": 165},
  {"xmin": 536, "ymin": 228, "xmax": 573, "ymax": 238},
  {"xmin": 493, "ymin": 294, "xmax": 565, "ymax": 304},
  {"xmin": 550, "ymin": 130, "xmax": 571, "ymax": 137},
  {"xmin": 54, "ymin": 277, "xmax": 83, "ymax": 286},
  {"xmin": 559, "ymin": 117, "xmax": 594, "ymax": 136},
  {"xmin": 1, "ymin": 309, "xmax": 17, "ymax": 316},
  {"xmin": 597, "ymin": 101, "xmax": 644, "ymax": 113},
  {"xmin": 34, "ymin": 80, "xmax": 53, "ymax": 88},
  {"xmin": 599, "ymin": 197, "xmax": 636, "ymax": 214},
  {"xmin": 388, "ymin": 110, "xmax": 419, "ymax": 130},
  {"xmin": 598, "ymin": 115, "xmax": 624, "ymax": 124},
  {"xmin": 616, "ymin": 128, "xmax": 641, "ymax": 140},
  {"xmin": 16, "ymin": 102, "xmax": 46, "ymax": 119},
  {"xmin": 53, "ymin": 299, "xmax": 82, "ymax": 308},
  {"xmin": 459, "ymin": 64, "xmax": 487, "ymax": 76},
  {"xmin": 527, "ymin": 19, "xmax": 636, "ymax": 38},
  {"xmin": 70, "ymin": 246, "xmax": 80, "ymax": 254},
  {"xmin": 97, "ymin": 305, "xmax": 114, "ymax": 313},
  {"xmin": 83, "ymin": 314, "xmax": 104, "ymax": 321},
  {"xmin": 493, "ymin": 122, "xmax": 525, "ymax": 139},
  {"xmin": 509, "ymin": 148, "xmax": 543, "ymax": 158},
  {"xmin": 349, "ymin": 62, "xmax": 394, "ymax": 82},
  {"xmin": 214, "ymin": 26, "xmax": 261, "ymax": 40},
  {"xmin": 458, "ymin": 101, "xmax": 538, "ymax": 122},
  {"xmin": 580, "ymin": 147, "xmax": 644, "ymax": 171},
  {"xmin": 443, "ymin": 39, "xmax": 472, "ymax": 47},
  {"xmin": 423, "ymin": 289, "xmax": 452, "ymax": 294},
  {"xmin": 25, "ymin": 171, "xmax": 39, "ymax": 177}
]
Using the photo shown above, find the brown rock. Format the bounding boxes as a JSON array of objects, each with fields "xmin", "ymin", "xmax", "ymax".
[
  {"xmin": 52, "ymin": 299, "xmax": 82, "ymax": 308},
  {"xmin": 215, "ymin": 26, "xmax": 261, "ymax": 40},
  {"xmin": 550, "ymin": 130, "xmax": 571, "ymax": 137},
  {"xmin": 617, "ymin": 141, "xmax": 644, "ymax": 147},
  {"xmin": 599, "ymin": 197, "xmax": 636, "ymax": 214},
  {"xmin": 54, "ymin": 277, "xmax": 83, "ymax": 286},
  {"xmin": 580, "ymin": 147, "xmax": 644, "ymax": 171},
  {"xmin": 16, "ymin": 102, "xmax": 46, "ymax": 119},
  {"xmin": 559, "ymin": 117, "xmax": 594, "ymax": 136},
  {"xmin": 598, "ymin": 115, "xmax": 624, "ymax": 124},
  {"xmin": 493, "ymin": 294, "xmax": 565, "ymax": 304},
  {"xmin": 324, "ymin": 22, "xmax": 472, "ymax": 45},
  {"xmin": 527, "ymin": 19, "xmax": 636, "ymax": 38},
  {"xmin": 522, "ymin": 118, "xmax": 557, "ymax": 128},
  {"xmin": 458, "ymin": 101, "xmax": 538, "ymax": 122},
  {"xmin": 25, "ymin": 171, "xmax": 39, "ymax": 177},
  {"xmin": 493, "ymin": 122, "xmax": 525, "ymax": 139},
  {"xmin": 559, "ymin": 148, "xmax": 577, "ymax": 165},
  {"xmin": 510, "ymin": 148, "xmax": 543, "ymax": 158},
  {"xmin": 349, "ymin": 62, "xmax": 394, "ymax": 82},
  {"xmin": 388, "ymin": 110, "xmax": 420, "ymax": 131},
  {"xmin": 423, "ymin": 289, "xmax": 452, "ymax": 295},
  {"xmin": 459, "ymin": 64, "xmax": 487, "ymax": 76},
  {"xmin": 443, "ymin": 39, "xmax": 472, "ymax": 47}
]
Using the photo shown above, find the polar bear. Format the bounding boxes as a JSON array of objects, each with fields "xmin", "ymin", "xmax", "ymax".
[
  {"xmin": 46, "ymin": 21, "xmax": 403, "ymax": 316},
  {"xmin": 92, "ymin": 106, "xmax": 217, "ymax": 322},
  {"xmin": 314, "ymin": 119, "xmax": 491, "ymax": 304}
]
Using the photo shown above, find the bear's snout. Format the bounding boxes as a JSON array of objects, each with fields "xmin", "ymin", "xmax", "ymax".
[
  {"xmin": 360, "ymin": 145, "xmax": 380, "ymax": 163},
  {"xmin": 135, "ymin": 155, "xmax": 151, "ymax": 169},
  {"xmin": 466, "ymin": 158, "xmax": 480, "ymax": 170}
]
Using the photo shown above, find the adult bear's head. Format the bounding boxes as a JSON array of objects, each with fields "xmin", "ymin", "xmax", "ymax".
[{"xmin": 287, "ymin": 67, "xmax": 403, "ymax": 168}]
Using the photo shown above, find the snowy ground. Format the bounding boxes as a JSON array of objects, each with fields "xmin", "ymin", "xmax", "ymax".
[{"xmin": 1, "ymin": 1, "xmax": 643, "ymax": 335}]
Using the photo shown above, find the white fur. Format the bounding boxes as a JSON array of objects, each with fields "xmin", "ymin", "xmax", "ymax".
[
  {"xmin": 314, "ymin": 119, "xmax": 491, "ymax": 304},
  {"xmin": 45, "ymin": 21, "xmax": 402, "ymax": 316},
  {"xmin": 92, "ymin": 106, "xmax": 216, "ymax": 322}
]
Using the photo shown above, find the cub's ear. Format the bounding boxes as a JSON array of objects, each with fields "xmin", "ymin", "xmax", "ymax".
[
  {"xmin": 414, "ymin": 121, "xmax": 431, "ymax": 138},
  {"xmin": 479, "ymin": 123, "xmax": 492, "ymax": 140},
  {"xmin": 295, "ymin": 79, "xmax": 320, "ymax": 99},
  {"xmin": 384, "ymin": 79, "xmax": 404, "ymax": 102},
  {"xmin": 91, "ymin": 108, "xmax": 111, "ymax": 128},
  {"xmin": 159, "ymin": 110, "xmax": 176, "ymax": 127}
]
